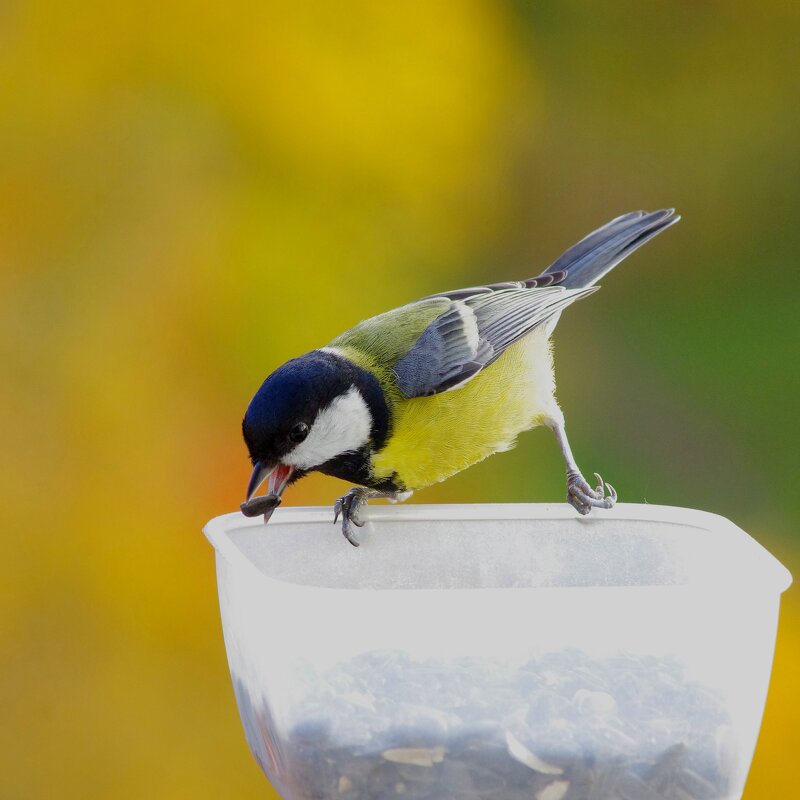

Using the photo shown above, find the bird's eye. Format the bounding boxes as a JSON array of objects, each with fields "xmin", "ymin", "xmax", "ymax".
[{"xmin": 289, "ymin": 422, "xmax": 309, "ymax": 443}]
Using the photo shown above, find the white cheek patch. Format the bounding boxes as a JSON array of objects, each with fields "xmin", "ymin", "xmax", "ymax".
[{"xmin": 283, "ymin": 387, "xmax": 373, "ymax": 470}]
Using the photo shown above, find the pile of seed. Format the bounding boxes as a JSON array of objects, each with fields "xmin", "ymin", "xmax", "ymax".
[{"xmin": 279, "ymin": 649, "xmax": 734, "ymax": 799}]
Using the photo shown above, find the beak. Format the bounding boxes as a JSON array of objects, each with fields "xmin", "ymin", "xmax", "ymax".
[
  {"xmin": 246, "ymin": 460, "xmax": 274, "ymax": 501},
  {"xmin": 241, "ymin": 460, "xmax": 295, "ymax": 522},
  {"xmin": 266, "ymin": 462, "xmax": 295, "ymax": 497}
]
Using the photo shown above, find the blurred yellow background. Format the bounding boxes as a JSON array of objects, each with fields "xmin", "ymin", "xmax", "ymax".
[{"xmin": 2, "ymin": 1, "xmax": 798, "ymax": 797}]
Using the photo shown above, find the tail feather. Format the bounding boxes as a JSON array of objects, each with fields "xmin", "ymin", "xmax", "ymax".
[{"xmin": 540, "ymin": 208, "xmax": 679, "ymax": 289}]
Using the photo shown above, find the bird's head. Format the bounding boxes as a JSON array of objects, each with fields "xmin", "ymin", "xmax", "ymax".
[{"xmin": 241, "ymin": 351, "xmax": 375, "ymax": 511}]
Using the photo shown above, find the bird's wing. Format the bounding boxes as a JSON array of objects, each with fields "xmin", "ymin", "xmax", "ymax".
[
  {"xmin": 393, "ymin": 284, "xmax": 596, "ymax": 398},
  {"xmin": 328, "ymin": 297, "xmax": 453, "ymax": 368},
  {"xmin": 424, "ymin": 209, "xmax": 677, "ymax": 297},
  {"xmin": 421, "ymin": 269, "xmax": 569, "ymax": 303}
]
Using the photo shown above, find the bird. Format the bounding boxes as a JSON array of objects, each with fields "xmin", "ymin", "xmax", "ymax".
[{"xmin": 241, "ymin": 209, "xmax": 679, "ymax": 545}]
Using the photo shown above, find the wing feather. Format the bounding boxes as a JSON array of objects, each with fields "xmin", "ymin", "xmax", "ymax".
[
  {"xmin": 392, "ymin": 209, "xmax": 677, "ymax": 398},
  {"xmin": 393, "ymin": 286, "xmax": 595, "ymax": 398}
]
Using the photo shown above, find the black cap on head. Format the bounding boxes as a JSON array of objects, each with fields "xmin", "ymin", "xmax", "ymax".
[{"xmin": 242, "ymin": 351, "xmax": 353, "ymax": 465}]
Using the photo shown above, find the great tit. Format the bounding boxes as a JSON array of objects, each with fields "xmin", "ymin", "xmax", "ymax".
[{"xmin": 241, "ymin": 209, "xmax": 679, "ymax": 545}]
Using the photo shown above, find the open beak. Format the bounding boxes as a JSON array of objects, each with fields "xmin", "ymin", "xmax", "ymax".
[
  {"xmin": 241, "ymin": 461, "xmax": 295, "ymax": 522},
  {"xmin": 246, "ymin": 460, "xmax": 273, "ymax": 500},
  {"xmin": 266, "ymin": 462, "xmax": 295, "ymax": 498}
]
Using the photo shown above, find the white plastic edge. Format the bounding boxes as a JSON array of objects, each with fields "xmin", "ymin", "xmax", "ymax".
[{"xmin": 202, "ymin": 502, "xmax": 793, "ymax": 595}]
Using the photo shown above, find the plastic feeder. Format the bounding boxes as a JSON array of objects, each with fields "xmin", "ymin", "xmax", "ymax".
[{"xmin": 203, "ymin": 503, "xmax": 791, "ymax": 800}]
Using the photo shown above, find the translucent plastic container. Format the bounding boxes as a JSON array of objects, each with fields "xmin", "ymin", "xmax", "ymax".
[{"xmin": 203, "ymin": 503, "xmax": 791, "ymax": 800}]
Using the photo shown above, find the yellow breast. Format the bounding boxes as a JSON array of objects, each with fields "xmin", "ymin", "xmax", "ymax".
[{"xmin": 370, "ymin": 328, "xmax": 558, "ymax": 490}]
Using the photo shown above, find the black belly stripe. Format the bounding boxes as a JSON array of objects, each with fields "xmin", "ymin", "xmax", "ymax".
[{"xmin": 317, "ymin": 450, "xmax": 404, "ymax": 492}]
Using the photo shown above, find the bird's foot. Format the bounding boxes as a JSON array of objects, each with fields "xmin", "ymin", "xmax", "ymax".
[
  {"xmin": 333, "ymin": 488, "xmax": 371, "ymax": 547},
  {"xmin": 567, "ymin": 470, "xmax": 617, "ymax": 516}
]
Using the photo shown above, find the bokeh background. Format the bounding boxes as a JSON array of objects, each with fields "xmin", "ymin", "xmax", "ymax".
[{"xmin": 2, "ymin": 1, "xmax": 798, "ymax": 797}]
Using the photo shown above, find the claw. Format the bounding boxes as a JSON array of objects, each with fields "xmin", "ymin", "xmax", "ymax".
[
  {"xmin": 342, "ymin": 524, "xmax": 361, "ymax": 547},
  {"xmin": 331, "ymin": 488, "xmax": 412, "ymax": 545},
  {"xmin": 334, "ymin": 488, "xmax": 370, "ymax": 546},
  {"xmin": 593, "ymin": 472, "xmax": 605, "ymax": 496},
  {"xmin": 569, "ymin": 496, "xmax": 592, "ymax": 515},
  {"xmin": 567, "ymin": 470, "xmax": 617, "ymax": 515}
]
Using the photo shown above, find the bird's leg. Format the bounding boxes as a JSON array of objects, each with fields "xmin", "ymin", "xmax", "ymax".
[
  {"xmin": 333, "ymin": 488, "xmax": 412, "ymax": 546},
  {"xmin": 546, "ymin": 415, "xmax": 617, "ymax": 516}
]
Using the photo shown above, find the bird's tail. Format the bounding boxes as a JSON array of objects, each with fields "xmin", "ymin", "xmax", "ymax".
[{"xmin": 540, "ymin": 208, "xmax": 679, "ymax": 289}]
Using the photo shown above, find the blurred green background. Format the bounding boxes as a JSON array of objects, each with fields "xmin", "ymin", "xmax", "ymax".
[{"xmin": 2, "ymin": 1, "xmax": 798, "ymax": 797}]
